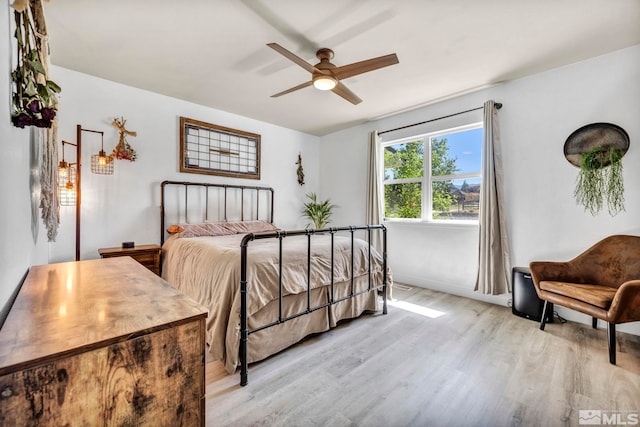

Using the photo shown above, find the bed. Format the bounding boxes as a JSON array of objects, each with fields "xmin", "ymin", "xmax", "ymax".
[{"xmin": 160, "ymin": 180, "xmax": 390, "ymax": 385}]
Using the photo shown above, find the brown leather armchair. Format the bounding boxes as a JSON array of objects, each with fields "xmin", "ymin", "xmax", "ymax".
[{"xmin": 529, "ymin": 235, "xmax": 640, "ymax": 364}]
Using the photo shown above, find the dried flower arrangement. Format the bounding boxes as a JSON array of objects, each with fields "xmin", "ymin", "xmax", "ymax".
[
  {"xmin": 296, "ymin": 153, "xmax": 305, "ymax": 185},
  {"xmin": 111, "ymin": 117, "xmax": 138, "ymax": 161},
  {"xmin": 10, "ymin": 0, "xmax": 61, "ymax": 128}
]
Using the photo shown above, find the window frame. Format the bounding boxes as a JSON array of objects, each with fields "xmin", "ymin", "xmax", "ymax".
[{"xmin": 381, "ymin": 122, "xmax": 483, "ymax": 224}]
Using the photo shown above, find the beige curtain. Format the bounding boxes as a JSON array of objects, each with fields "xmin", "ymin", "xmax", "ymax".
[
  {"xmin": 366, "ymin": 131, "xmax": 383, "ymax": 253},
  {"xmin": 475, "ymin": 100, "xmax": 511, "ymax": 294}
]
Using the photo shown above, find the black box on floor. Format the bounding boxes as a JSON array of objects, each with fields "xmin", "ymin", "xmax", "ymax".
[{"xmin": 512, "ymin": 267, "xmax": 553, "ymax": 323}]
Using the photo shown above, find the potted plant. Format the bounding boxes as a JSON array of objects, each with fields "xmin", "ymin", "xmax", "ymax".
[
  {"xmin": 574, "ymin": 146, "xmax": 624, "ymax": 216},
  {"xmin": 302, "ymin": 193, "xmax": 337, "ymax": 229}
]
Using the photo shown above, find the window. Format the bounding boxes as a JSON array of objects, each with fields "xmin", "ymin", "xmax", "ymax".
[{"xmin": 382, "ymin": 123, "xmax": 483, "ymax": 222}]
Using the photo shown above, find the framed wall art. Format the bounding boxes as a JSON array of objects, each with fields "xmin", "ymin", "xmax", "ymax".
[{"xmin": 179, "ymin": 117, "xmax": 261, "ymax": 180}]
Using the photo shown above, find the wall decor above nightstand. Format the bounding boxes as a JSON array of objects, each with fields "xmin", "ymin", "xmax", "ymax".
[{"xmin": 98, "ymin": 244, "xmax": 161, "ymax": 275}]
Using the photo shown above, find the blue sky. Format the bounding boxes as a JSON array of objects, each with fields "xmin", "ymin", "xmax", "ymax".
[{"xmin": 435, "ymin": 127, "xmax": 482, "ymax": 175}]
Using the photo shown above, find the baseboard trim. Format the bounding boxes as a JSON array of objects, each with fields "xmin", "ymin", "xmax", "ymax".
[{"xmin": 393, "ymin": 273, "xmax": 510, "ymax": 308}]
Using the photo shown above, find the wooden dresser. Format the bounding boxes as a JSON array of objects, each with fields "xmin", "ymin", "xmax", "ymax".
[
  {"xmin": 98, "ymin": 244, "xmax": 161, "ymax": 275},
  {"xmin": 0, "ymin": 257, "xmax": 207, "ymax": 426}
]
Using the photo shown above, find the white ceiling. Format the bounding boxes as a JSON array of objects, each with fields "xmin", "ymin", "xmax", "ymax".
[{"xmin": 43, "ymin": 0, "xmax": 640, "ymax": 136}]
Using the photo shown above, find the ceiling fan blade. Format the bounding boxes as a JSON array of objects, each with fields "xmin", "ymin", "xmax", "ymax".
[
  {"xmin": 333, "ymin": 53, "xmax": 399, "ymax": 80},
  {"xmin": 271, "ymin": 81, "xmax": 313, "ymax": 98},
  {"xmin": 331, "ymin": 82, "xmax": 362, "ymax": 105},
  {"xmin": 267, "ymin": 43, "xmax": 320, "ymax": 74}
]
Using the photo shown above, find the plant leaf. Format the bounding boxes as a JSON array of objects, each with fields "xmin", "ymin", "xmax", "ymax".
[
  {"xmin": 37, "ymin": 83, "xmax": 47, "ymax": 94},
  {"xmin": 27, "ymin": 59, "xmax": 46, "ymax": 75},
  {"xmin": 24, "ymin": 79, "xmax": 37, "ymax": 96},
  {"xmin": 47, "ymin": 80, "xmax": 61, "ymax": 93}
]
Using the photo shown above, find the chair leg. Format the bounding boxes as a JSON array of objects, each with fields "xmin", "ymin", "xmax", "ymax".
[
  {"xmin": 592, "ymin": 317, "xmax": 597, "ymax": 329},
  {"xmin": 540, "ymin": 300, "xmax": 550, "ymax": 331},
  {"xmin": 608, "ymin": 323, "xmax": 616, "ymax": 365}
]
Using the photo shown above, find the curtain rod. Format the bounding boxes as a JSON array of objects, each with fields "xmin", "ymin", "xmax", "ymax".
[{"xmin": 378, "ymin": 102, "xmax": 502, "ymax": 136}]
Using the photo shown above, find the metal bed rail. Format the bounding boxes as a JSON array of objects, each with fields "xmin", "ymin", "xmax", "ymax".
[{"xmin": 239, "ymin": 224, "xmax": 388, "ymax": 386}]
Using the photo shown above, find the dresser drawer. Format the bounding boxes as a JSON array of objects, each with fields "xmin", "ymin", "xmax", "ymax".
[{"xmin": 129, "ymin": 251, "xmax": 156, "ymax": 264}]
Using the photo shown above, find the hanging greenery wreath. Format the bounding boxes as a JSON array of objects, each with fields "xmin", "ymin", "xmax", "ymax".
[
  {"xmin": 573, "ymin": 146, "xmax": 625, "ymax": 216},
  {"xmin": 10, "ymin": 1, "xmax": 61, "ymax": 128}
]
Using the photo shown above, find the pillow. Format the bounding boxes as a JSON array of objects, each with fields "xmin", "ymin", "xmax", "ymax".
[
  {"xmin": 180, "ymin": 222, "xmax": 230, "ymax": 238},
  {"xmin": 168, "ymin": 220, "xmax": 278, "ymax": 238},
  {"xmin": 223, "ymin": 220, "xmax": 279, "ymax": 234},
  {"xmin": 166, "ymin": 225, "xmax": 184, "ymax": 235}
]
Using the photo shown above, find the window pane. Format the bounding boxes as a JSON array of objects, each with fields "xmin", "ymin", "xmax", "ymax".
[
  {"xmin": 431, "ymin": 127, "xmax": 482, "ymax": 176},
  {"xmin": 432, "ymin": 178, "xmax": 480, "ymax": 220},
  {"xmin": 384, "ymin": 140, "xmax": 424, "ymax": 180},
  {"xmin": 384, "ymin": 183, "xmax": 422, "ymax": 219}
]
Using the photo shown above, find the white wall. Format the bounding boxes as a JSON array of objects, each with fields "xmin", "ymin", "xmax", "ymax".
[
  {"xmin": 49, "ymin": 68, "xmax": 320, "ymax": 263},
  {"xmin": 0, "ymin": 2, "xmax": 49, "ymax": 318},
  {"xmin": 319, "ymin": 45, "xmax": 640, "ymax": 334}
]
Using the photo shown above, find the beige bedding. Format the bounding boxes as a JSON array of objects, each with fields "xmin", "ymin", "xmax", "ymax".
[{"xmin": 162, "ymin": 232, "xmax": 386, "ymax": 373}]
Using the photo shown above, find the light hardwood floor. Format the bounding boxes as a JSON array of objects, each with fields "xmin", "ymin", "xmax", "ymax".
[{"xmin": 204, "ymin": 285, "xmax": 640, "ymax": 426}]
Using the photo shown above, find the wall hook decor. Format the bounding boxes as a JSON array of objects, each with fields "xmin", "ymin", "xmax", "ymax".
[
  {"xmin": 564, "ymin": 122, "xmax": 629, "ymax": 216},
  {"xmin": 296, "ymin": 153, "xmax": 305, "ymax": 185}
]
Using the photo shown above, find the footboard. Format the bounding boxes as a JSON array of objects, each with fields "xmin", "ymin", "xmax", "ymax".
[{"xmin": 239, "ymin": 225, "xmax": 388, "ymax": 386}]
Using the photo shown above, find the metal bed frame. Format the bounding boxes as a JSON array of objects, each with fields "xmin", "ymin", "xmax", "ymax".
[
  {"xmin": 160, "ymin": 180, "xmax": 388, "ymax": 386},
  {"xmin": 160, "ymin": 180, "xmax": 274, "ymax": 245}
]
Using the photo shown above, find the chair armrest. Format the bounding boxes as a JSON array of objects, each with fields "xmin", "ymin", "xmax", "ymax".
[
  {"xmin": 529, "ymin": 260, "xmax": 580, "ymax": 285},
  {"xmin": 609, "ymin": 279, "xmax": 640, "ymax": 323}
]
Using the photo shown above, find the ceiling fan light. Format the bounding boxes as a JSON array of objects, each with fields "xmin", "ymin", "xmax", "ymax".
[{"xmin": 313, "ymin": 75, "xmax": 337, "ymax": 91}]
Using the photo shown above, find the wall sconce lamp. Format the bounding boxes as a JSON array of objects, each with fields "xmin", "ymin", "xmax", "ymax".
[{"xmin": 60, "ymin": 125, "xmax": 114, "ymax": 261}]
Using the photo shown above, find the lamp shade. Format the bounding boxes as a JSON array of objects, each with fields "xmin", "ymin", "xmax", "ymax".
[
  {"xmin": 91, "ymin": 150, "xmax": 114, "ymax": 175},
  {"xmin": 58, "ymin": 164, "xmax": 76, "ymax": 206}
]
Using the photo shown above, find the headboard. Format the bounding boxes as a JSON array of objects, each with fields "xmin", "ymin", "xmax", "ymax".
[{"xmin": 160, "ymin": 180, "xmax": 275, "ymax": 245}]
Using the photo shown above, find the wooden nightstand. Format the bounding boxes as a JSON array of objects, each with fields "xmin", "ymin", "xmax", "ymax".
[{"xmin": 98, "ymin": 244, "xmax": 161, "ymax": 275}]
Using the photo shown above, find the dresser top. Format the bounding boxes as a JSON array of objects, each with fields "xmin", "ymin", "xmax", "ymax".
[{"xmin": 0, "ymin": 257, "xmax": 207, "ymax": 374}]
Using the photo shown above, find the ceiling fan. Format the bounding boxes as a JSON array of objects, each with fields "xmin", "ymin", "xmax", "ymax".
[{"xmin": 267, "ymin": 43, "xmax": 399, "ymax": 105}]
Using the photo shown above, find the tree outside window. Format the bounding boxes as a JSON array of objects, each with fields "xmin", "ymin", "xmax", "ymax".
[{"xmin": 382, "ymin": 124, "xmax": 482, "ymax": 222}]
